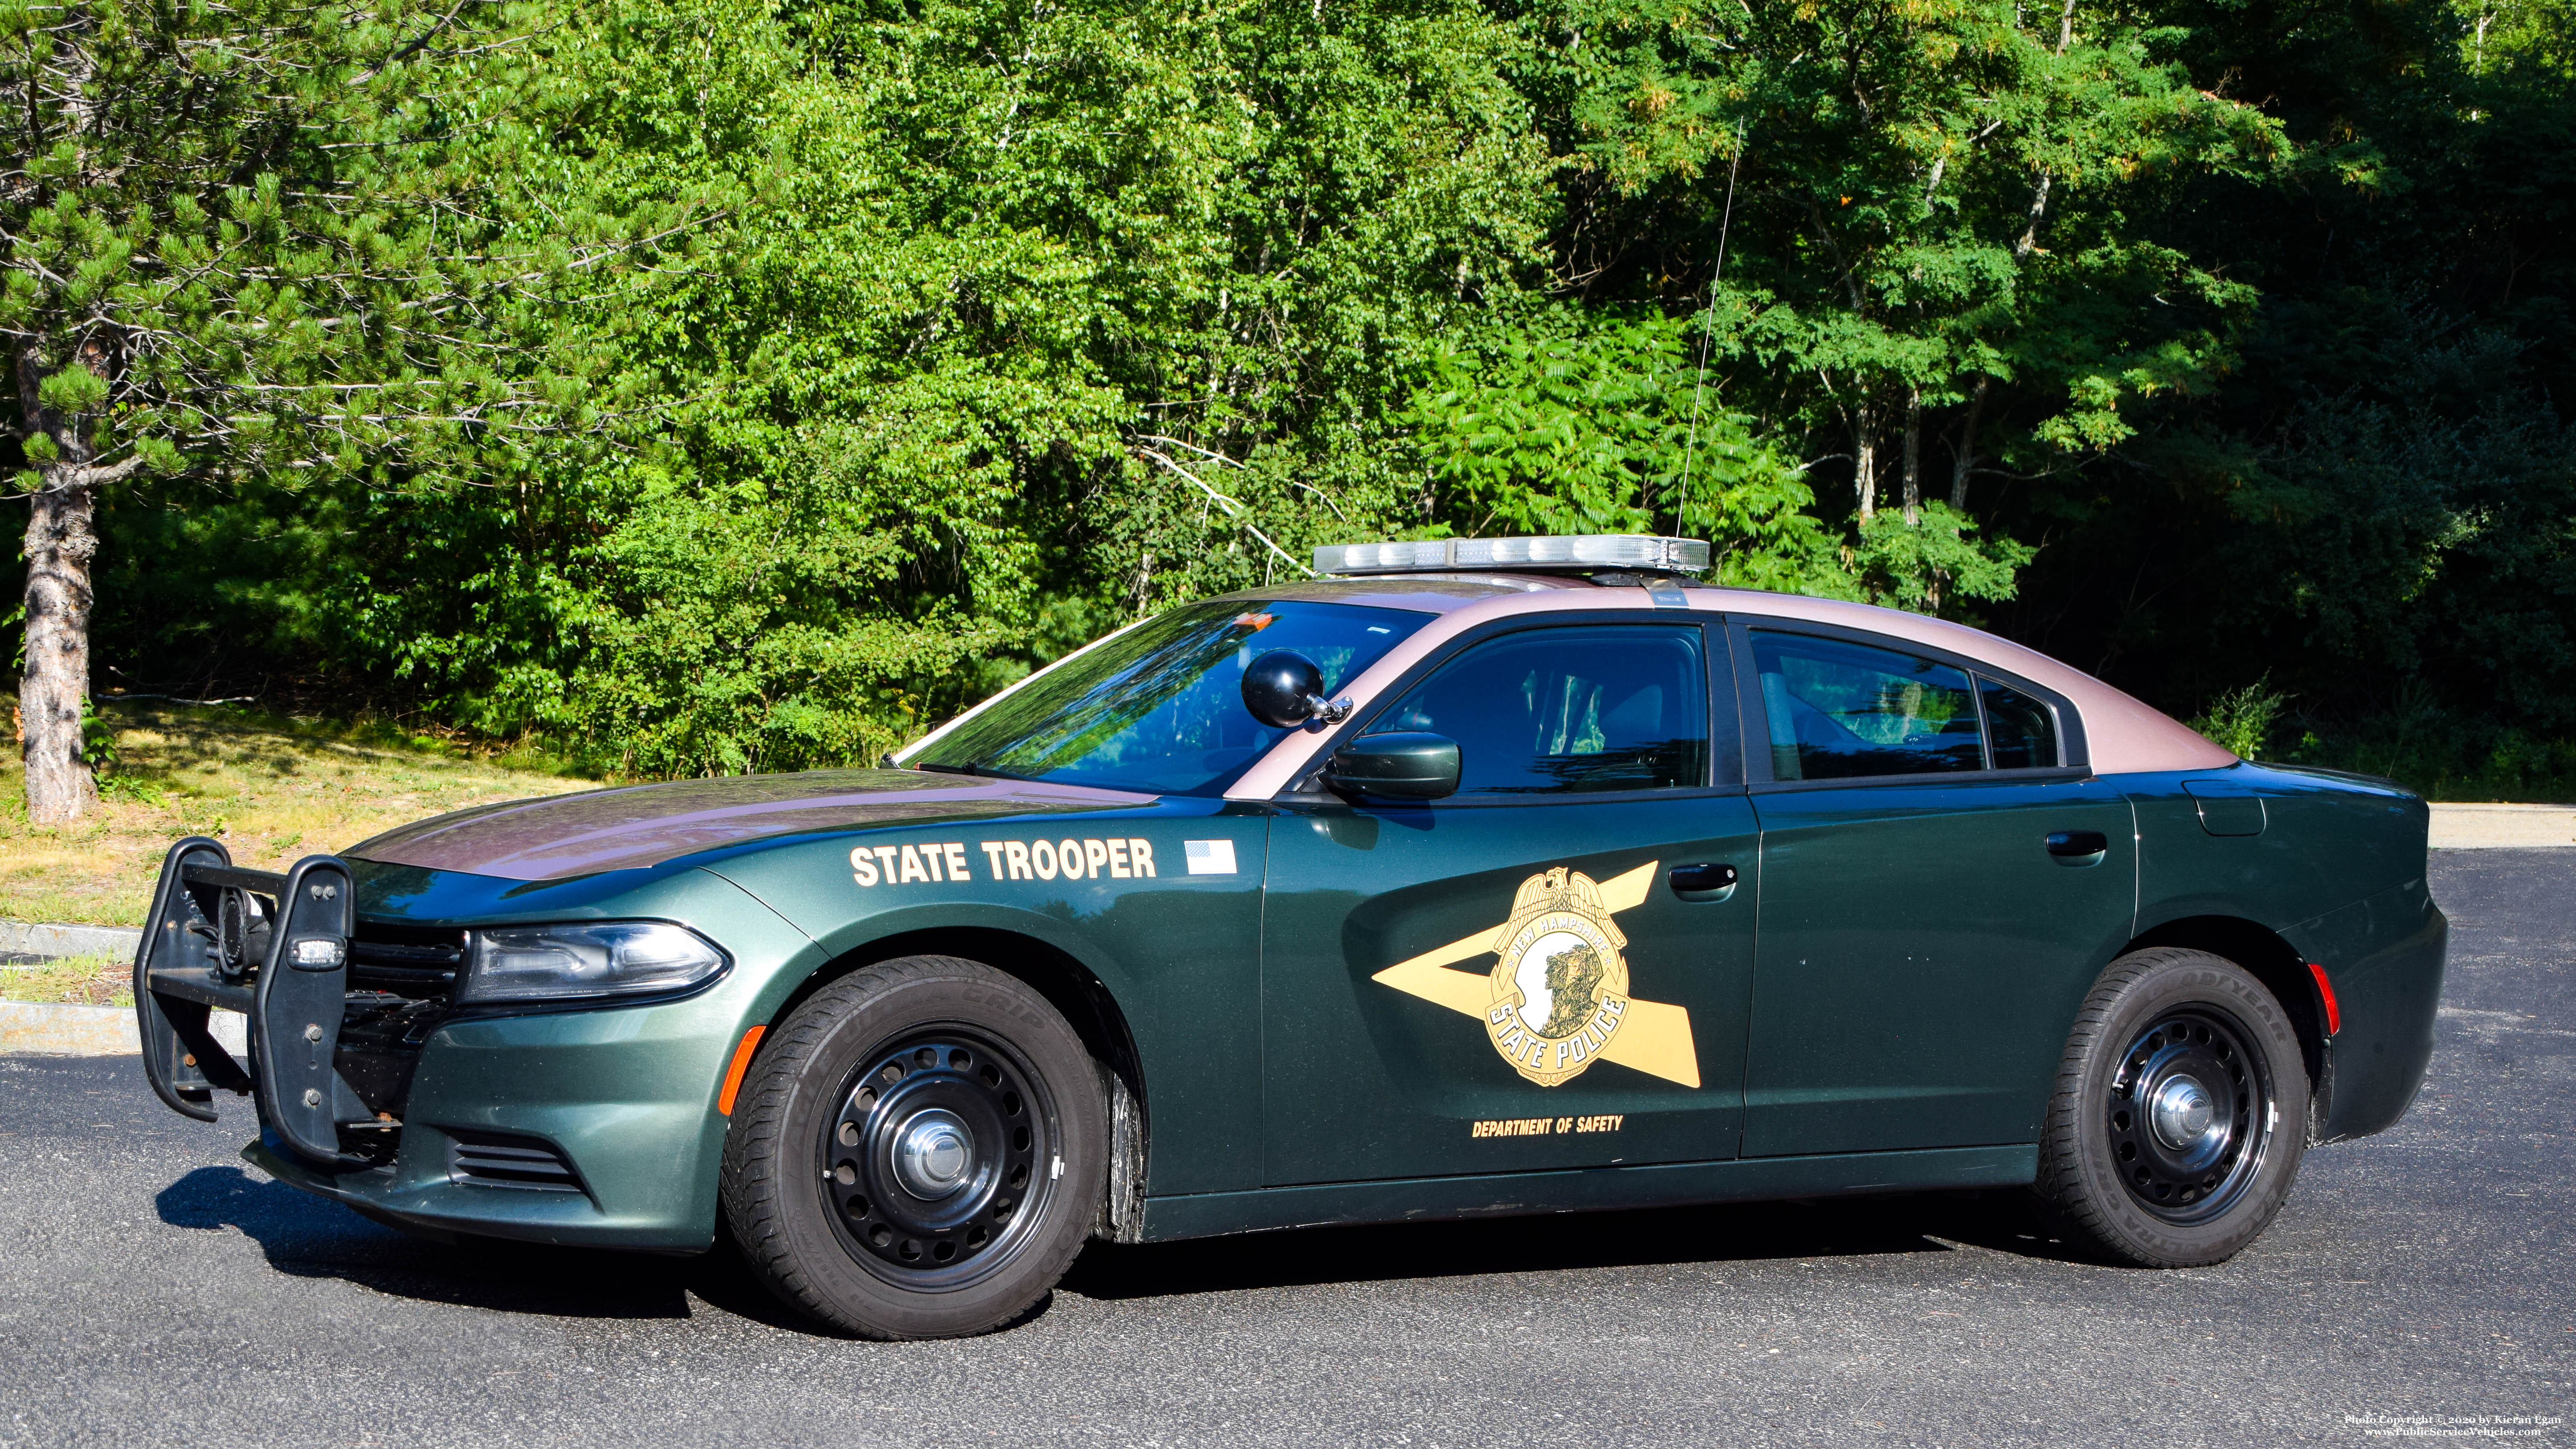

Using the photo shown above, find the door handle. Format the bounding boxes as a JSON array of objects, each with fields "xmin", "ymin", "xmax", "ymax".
[
  {"xmin": 1669, "ymin": 862, "xmax": 1739, "ymax": 901},
  {"xmin": 2046, "ymin": 830, "xmax": 2110, "ymax": 865}
]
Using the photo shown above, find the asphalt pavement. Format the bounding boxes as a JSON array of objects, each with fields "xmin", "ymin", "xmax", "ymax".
[{"xmin": 2, "ymin": 850, "xmax": 2568, "ymax": 1447}]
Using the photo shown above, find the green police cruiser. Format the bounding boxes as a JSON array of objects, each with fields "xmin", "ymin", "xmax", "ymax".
[{"xmin": 132, "ymin": 534, "xmax": 2447, "ymax": 1339}]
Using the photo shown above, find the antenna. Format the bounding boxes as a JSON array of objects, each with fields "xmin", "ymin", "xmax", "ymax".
[{"xmin": 1677, "ymin": 121, "xmax": 1747, "ymax": 525}]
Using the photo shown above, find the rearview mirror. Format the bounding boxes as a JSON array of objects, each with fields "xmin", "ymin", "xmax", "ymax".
[{"xmin": 1325, "ymin": 732, "xmax": 1460, "ymax": 801}]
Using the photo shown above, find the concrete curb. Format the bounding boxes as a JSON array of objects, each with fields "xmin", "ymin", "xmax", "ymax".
[
  {"xmin": 0, "ymin": 1001, "xmax": 245, "ymax": 1057},
  {"xmin": 2427, "ymin": 803, "xmax": 2576, "ymax": 850},
  {"xmin": 0, "ymin": 920, "xmax": 143, "ymax": 960}
]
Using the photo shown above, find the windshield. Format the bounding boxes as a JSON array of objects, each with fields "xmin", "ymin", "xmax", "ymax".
[{"xmin": 914, "ymin": 600, "xmax": 1430, "ymax": 795}]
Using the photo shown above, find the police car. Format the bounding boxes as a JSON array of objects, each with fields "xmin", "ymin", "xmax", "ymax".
[{"xmin": 132, "ymin": 534, "xmax": 2447, "ymax": 1339}]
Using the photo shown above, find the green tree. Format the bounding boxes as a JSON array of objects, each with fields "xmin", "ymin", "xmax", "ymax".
[
  {"xmin": 2006, "ymin": 0, "xmax": 2576, "ymax": 730},
  {"xmin": 1403, "ymin": 309, "xmax": 1853, "ymax": 593},
  {"xmin": 64, "ymin": 0, "xmax": 2576, "ymax": 786},
  {"xmin": 1530, "ymin": 0, "xmax": 2285, "ymax": 564},
  {"xmin": 0, "ymin": 0, "xmax": 702, "ymax": 820},
  {"xmin": 342, "ymin": 0, "xmax": 1583, "ymax": 773}
]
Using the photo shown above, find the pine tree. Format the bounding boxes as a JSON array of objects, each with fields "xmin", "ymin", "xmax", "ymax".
[{"xmin": 0, "ymin": 0, "xmax": 680, "ymax": 820}]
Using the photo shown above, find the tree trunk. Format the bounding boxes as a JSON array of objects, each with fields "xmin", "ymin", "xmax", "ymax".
[
  {"xmin": 1951, "ymin": 375, "xmax": 1989, "ymax": 510},
  {"xmin": 1854, "ymin": 395, "xmax": 1879, "ymax": 522},
  {"xmin": 1901, "ymin": 387, "xmax": 1922, "ymax": 525},
  {"xmin": 21, "ymin": 474, "xmax": 98, "ymax": 825}
]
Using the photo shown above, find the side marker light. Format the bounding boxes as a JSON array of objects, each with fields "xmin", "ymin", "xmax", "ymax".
[
  {"xmin": 2306, "ymin": 963, "xmax": 2341, "ymax": 1036},
  {"xmin": 718, "ymin": 1025, "xmax": 768, "ymax": 1116}
]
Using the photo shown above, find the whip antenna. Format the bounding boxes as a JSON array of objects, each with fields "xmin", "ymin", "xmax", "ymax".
[{"xmin": 1677, "ymin": 121, "xmax": 1747, "ymax": 518}]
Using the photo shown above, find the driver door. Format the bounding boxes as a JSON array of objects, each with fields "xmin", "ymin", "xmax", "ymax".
[{"xmin": 1257, "ymin": 619, "xmax": 1759, "ymax": 1186}]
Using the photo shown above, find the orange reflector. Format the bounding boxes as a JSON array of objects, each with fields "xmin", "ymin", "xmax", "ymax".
[
  {"xmin": 717, "ymin": 1024, "xmax": 767, "ymax": 1116},
  {"xmin": 2307, "ymin": 963, "xmax": 2341, "ymax": 1036}
]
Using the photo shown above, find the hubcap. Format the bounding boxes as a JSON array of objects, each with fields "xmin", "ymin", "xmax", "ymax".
[
  {"xmin": 894, "ymin": 1110, "xmax": 975, "ymax": 1198},
  {"xmin": 2150, "ymin": 1075, "xmax": 2216, "ymax": 1148},
  {"xmin": 817, "ymin": 1029, "xmax": 1054, "ymax": 1291},
  {"xmin": 2105, "ymin": 1008, "xmax": 2273, "ymax": 1225}
]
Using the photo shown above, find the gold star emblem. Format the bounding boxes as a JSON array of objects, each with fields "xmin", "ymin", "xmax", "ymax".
[{"xmin": 1371, "ymin": 861, "xmax": 1700, "ymax": 1088}]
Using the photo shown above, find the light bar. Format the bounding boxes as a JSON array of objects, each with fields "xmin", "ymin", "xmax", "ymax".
[{"xmin": 1313, "ymin": 535, "xmax": 1711, "ymax": 577}]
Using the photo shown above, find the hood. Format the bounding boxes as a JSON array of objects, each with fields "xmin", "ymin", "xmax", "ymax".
[{"xmin": 346, "ymin": 769, "xmax": 1156, "ymax": 881}]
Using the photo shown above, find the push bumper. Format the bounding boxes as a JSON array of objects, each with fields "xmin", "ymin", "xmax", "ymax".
[{"xmin": 134, "ymin": 839, "xmax": 370, "ymax": 1161}]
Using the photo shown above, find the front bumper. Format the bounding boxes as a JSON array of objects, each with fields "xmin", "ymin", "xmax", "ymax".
[
  {"xmin": 136, "ymin": 843, "xmax": 821, "ymax": 1250},
  {"xmin": 244, "ymin": 994, "xmax": 752, "ymax": 1250}
]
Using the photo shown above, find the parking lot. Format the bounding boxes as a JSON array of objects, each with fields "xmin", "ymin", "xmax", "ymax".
[{"xmin": 1, "ymin": 849, "xmax": 2567, "ymax": 1447}]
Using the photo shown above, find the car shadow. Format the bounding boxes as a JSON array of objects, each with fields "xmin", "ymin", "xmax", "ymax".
[
  {"xmin": 155, "ymin": 1167, "xmax": 2094, "ymax": 1330},
  {"xmin": 1061, "ymin": 1188, "xmax": 2095, "ymax": 1301},
  {"xmin": 152, "ymin": 1165, "xmax": 811, "ymax": 1330}
]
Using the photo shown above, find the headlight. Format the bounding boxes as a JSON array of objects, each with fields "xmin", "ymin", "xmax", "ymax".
[{"xmin": 458, "ymin": 922, "xmax": 728, "ymax": 1005}]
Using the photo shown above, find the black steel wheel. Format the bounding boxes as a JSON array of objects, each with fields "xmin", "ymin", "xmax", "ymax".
[
  {"xmin": 722, "ymin": 955, "xmax": 1107, "ymax": 1338},
  {"xmin": 2103, "ymin": 1008, "xmax": 2272, "ymax": 1224},
  {"xmin": 2036, "ymin": 948, "xmax": 2309, "ymax": 1268},
  {"xmin": 819, "ymin": 1028, "xmax": 1058, "ymax": 1290}
]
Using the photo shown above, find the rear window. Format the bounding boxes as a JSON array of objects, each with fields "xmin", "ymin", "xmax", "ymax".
[
  {"xmin": 1752, "ymin": 632, "xmax": 1983, "ymax": 781},
  {"xmin": 1751, "ymin": 630, "xmax": 2068, "ymax": 780},
  {"xmin": 1980, "ymin": 679, "xmax": 2062, "ymax": 770}
]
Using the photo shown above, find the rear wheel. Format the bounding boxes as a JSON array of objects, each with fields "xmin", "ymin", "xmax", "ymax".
[
  {"xmin": 721, "ymin": 955, "xmax": 1107, "ymax": 1338},
  {"xmin": 2034, "ymin": 948, "xmax": 2310, "ymax": 1268}
]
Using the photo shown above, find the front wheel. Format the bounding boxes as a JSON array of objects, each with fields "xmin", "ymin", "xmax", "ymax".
[
  {"xmin": 2034, "ymin": 948, "xmax": 2310, "ymax": 1268},
  {"xmin": 720, "ymin": 955, "xmax": 1107, "ymax": 1338}
]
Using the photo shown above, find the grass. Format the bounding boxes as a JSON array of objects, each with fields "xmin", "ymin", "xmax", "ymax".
[
  {"xmin": 0, "ymin": 952, "xmax": 130, "ymax": 1006},
  {"xmin": 0, "ymin": 698, "xmax": 600, "ymax": 927}
]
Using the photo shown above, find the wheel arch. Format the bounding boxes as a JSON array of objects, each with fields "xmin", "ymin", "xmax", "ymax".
[
  {"xmin": 2119, "ymin": 914, "xmax": 2331, "ymax": 1130},
  {"xmin": 765, "ymin": 925, "xmax": 1150, "ymax": 1239}
]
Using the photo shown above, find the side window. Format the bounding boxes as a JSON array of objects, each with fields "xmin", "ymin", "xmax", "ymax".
[
  {"xmin": 1980, "ymin": 679, "xmax": 2061, "ymax": 769},
  {"xmin": 1379, "ymin": 625, "xmax": 1709, "ymax": 794},
  {"xmin": 1751, "ymin": 631, "xmax": 1982, "ymax": 780}
]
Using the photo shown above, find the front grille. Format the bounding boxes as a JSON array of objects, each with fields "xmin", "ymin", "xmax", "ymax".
[
  {"xmin": 447, "ymin": 1130, "xmax": 585, "ymax": 1193},
  {"xmin": 350, "ymin": 922, "xmax": 468, "ymax": 997},
  {"xmin": 332, "ymin": 921, "xmax": 466, "ymax": 1132}
]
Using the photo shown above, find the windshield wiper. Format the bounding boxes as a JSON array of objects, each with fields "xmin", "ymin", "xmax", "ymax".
[{"xmin": 914, "ymin": 761, "xmax": 1041, "ymax": 784}]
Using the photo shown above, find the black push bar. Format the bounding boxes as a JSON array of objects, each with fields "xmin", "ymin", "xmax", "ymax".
[{"xmin": 134, "ymin": 837, "xmax": 373, "ymax": 1167}]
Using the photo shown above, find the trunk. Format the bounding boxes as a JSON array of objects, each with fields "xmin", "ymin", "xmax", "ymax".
[
  {"xmin": 2015, "ymin": 171, "xmax": 2054, "ymax": 259},
  {"xmin": 1951, "ymin": 375, "xmax": 1989, "ymax": 510},
  {"xmin": 1901, "ymin": 387, "xmax": 1923, "ymax": 526},
  {"xmin": 21, "ymin": 473, "xmax": 98, "ymax": 825},
  {"xmin": 1853, "ymin": 395, "xmax": 1879, "ymax": 522}
]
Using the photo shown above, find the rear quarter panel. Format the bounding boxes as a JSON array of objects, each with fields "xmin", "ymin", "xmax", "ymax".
[
  {"xmin": 2121, "ymin": 762, "xmax": 2442, "ymax": 1139},
  {"xmin": 2125, "ymin": 763, "xmax": 2428, "ymax": 932}
]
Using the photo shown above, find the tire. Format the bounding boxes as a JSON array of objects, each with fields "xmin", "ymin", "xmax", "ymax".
[
  {"xmin": 720, "ymin": 955, "xmax": 1108, "ymax": 1338},
  {"xmin": 2033, "ymin": 947, "xmax": 2310, "ymax": 1268}
]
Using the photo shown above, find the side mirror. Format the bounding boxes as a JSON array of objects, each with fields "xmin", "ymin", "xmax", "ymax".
[
  {"xmin": 1243, "ymin": 650, "xmax": 1351, "ymax": 729},
  {"xmin": 1325, "ymin": 732, "xmax": 1460, "ymax": 801}
]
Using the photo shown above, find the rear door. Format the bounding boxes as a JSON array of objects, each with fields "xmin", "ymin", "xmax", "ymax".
[
  {"xmin": 1735, "ymin": 623, "xmax": 2137, "ymax": 1157},
  {"xmin": 1259, "ymin": 617, "xmax": 1760, "ymax": 1186}
]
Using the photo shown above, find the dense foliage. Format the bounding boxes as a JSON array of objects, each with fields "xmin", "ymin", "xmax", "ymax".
[{"xmin": 32, "ymin": 0, "xmax": 2576, "ymax": 792}]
